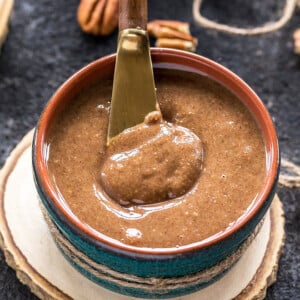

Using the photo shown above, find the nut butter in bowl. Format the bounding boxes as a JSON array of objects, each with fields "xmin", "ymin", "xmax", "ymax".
[{"xmin": 32, "ymin": 49, "xmax": 279, "ymax": 299}]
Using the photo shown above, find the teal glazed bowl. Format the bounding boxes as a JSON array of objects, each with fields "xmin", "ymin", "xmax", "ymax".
[{"xmin": 32, "ymin": 49, "xmax": 279, "ymax": 299}]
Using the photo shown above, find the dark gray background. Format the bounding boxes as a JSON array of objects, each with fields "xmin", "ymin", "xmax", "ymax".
[{"xmin": 0, "ymin": 0, "xmax": 299, "ymax": 299}]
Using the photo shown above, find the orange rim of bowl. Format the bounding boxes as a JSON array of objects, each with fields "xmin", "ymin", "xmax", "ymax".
[{"xmin": 34, "ymin": 48, "xmax": 279, "ymax": 255}]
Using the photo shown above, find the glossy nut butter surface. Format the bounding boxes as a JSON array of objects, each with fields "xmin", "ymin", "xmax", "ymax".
[{"xmin": 45, "ymin": 68, "xmax": 266, "ymax": 249}]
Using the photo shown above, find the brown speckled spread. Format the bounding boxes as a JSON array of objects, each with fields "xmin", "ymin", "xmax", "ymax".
[
  {"xmin": 47, "ymin": 69, "xmax": 266, "ymax": 248},
  {"xmin": 101, "ymin": 118, "xmax": 203, "ymax": 206}
]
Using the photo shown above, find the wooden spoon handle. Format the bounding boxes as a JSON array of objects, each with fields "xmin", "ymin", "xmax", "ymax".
[{"xmin": 119, "ymin": 0, "xmax": 147, "ymax": 31}]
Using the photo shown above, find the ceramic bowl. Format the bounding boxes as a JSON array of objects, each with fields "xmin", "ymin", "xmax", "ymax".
[{"xmin": 32, "ymin": 49, "xmax": 279, "ymax": 299}]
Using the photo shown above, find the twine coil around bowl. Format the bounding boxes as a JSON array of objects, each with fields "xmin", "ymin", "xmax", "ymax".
[{"xmin": 40, "ymin": 201, "xmax": 264, "ymax": 294}]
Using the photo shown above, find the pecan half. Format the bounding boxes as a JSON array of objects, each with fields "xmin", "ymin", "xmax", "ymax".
[
  {"xmin": 148, "ymin": 20, "xmax": 190, "ymax": 34},
  {"xmin": 293, "ymin": 28, "xmax": 300, "ymax": 54},
  {"xmin": 77, "ymin": 0, "xmax": 119, "ymax": 36},
  {"xmin": 156, "ymin": 38, "xmax": 197, "ymax": 52},
  {"xmin": 148, "ymin": 20, "xmax": 198, "ymax": 52}
]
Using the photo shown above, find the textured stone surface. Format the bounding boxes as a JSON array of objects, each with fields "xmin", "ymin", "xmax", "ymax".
[{"xmin": 0, "ymin": 0, "xmax": 299, "ymax": 299}]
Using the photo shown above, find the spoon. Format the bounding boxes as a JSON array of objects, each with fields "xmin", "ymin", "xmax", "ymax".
[{"xmin": 107, "ymin": 0, "xmax": 158, "ymax": 143}]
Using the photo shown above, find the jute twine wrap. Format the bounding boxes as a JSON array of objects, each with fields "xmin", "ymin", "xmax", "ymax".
[
  {"xmin": 193, "ymin": 0, "xmax": 300, "ymax": 35},
  {"xmin": 40, "ymin": 203, "xmax": 264, "ymax": 292},
  {"xmin": 279, "ymin": 158, "xmax": 300, "ymax": 188}
]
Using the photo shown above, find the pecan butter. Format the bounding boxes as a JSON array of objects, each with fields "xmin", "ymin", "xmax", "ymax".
[
  {"xmin": 47, "ymin": 69, "xmax": 266, "ymax": 248},
  {"xmin": 101, "ymin": 119, "xmax": 203, "ymax": 206}
]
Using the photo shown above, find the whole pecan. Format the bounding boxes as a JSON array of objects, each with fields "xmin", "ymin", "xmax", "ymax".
[{"xmin": 77, "ymin": 0, "xmax": 119, "ymax": 36}]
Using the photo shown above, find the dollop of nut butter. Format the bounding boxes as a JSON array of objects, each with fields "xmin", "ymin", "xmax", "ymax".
[{"xmin": 100, "ymin": 111, "xmax": 203, "ymax": 206}]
